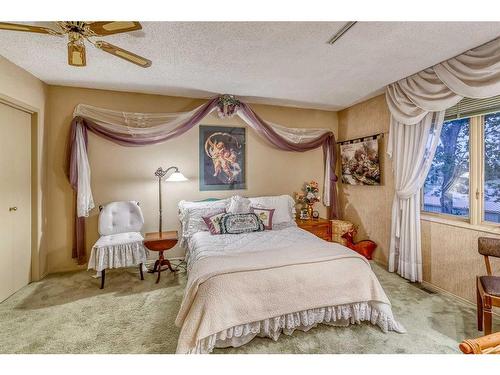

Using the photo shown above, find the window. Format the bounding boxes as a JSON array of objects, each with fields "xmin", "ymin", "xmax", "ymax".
[
  {"xmin": 423, "ymin": 119, "xmax": 470, "ymax": 218},
  {"xmin": 421, "ymin": 95, "xmax": 500, "ymax": 227},
  {"xmin": 484, "ymin": 112, "xmax": 500, "ymax": 223}
]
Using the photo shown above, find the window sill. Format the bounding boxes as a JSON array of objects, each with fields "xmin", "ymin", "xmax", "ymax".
[{"xmin": 421, "ymin": 213, "xmax": 500, "ymax": 235}]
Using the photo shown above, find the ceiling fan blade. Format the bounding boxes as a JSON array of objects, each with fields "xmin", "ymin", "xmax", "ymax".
[
  {"xmin": 68, "ymin": 41, "xmax": 86, "ymax": 67},
  {"xmin": 0, "ymin": 22, "xmax": 61, "ymax": 35},
  {"xmin": 95, "ymin": 41, "xmax": 151, "ymax": 68},
  {"xmin": 88, "ymin": 21, "xmax": 142, "ymax": 36}
]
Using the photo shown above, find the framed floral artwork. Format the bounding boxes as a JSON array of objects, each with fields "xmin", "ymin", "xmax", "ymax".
[{"xmin": 199, "ymin": 125, "xmax": 246, "ymax": 191}]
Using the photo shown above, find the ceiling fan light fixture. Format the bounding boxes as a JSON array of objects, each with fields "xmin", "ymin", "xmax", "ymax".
[
  {"xmin": 0, "ymin": 21, "xmax": 151, "ymax": 68},
  {"xmin": 68, "ymin": 39, "xmax": 86, "ymax": 67}
]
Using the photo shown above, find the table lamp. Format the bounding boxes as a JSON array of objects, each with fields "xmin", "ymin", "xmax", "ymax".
[{"xmin": 154, "ymin": 166, "xmax": 188, "ymax": 233}]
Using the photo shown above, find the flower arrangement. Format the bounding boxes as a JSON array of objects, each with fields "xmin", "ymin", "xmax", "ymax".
[
  {"xmin": 296, "ymin": 180, "xmax": 321, "ymax": 205},
  {"xmin": 217, "ymin": 94, "xmax": 241, "ymax": 118},
  {"xmin": 296, "ymin": 181, "xmax": 321, "ymax": 219}
]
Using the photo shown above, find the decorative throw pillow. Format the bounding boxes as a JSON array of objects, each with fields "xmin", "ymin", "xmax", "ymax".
[
  {"xmin": 220, "ymin": 213, "xmax": 265, "ymax": 234},
  {"xmin": 226, "ymin": 195, "xmax": 252, "ymax": 214},
  {"xmin": 202, "ymin": 211, "xmax": 226, "ymax": 235},
  {"xmin": 250, "ymin": 207, "xmax": 275, "ymax": 230}
]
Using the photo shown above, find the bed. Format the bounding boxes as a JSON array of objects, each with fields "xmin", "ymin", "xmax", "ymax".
[{"xmin": 175, "ymin": 195, "xmax": 405, "ymax": 354}]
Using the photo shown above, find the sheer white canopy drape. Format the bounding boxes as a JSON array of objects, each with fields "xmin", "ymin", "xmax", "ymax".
[
  {"xmin": 386, "ymin": 37, "xmax": 500, "ymax": 281},
  {"xmin": 72, "ymin": 102, "xmax": 334, "ymax": 218}
]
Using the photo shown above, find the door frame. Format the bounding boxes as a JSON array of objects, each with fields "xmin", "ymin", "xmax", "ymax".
[{"xmin": 0, "ymin": 93, "xmax": 43, "ymax": 282}]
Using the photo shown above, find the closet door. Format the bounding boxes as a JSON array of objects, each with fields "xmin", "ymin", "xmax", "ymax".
[{"xmin": 0, "ymin": 102, "xmax": 31, "ymax": 303}]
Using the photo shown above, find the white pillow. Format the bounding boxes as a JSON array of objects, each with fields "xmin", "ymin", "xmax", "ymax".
[
  {"xmin": 178, "ymin": 199, "xmax": 229, "ymax": 245},
  {"xmin": 249, "ymin": 195, "xmax": 295, "ymax": 225},
  {"xmin": 226, "ymin": 195, "xmax": 251, "ymax": 214}
]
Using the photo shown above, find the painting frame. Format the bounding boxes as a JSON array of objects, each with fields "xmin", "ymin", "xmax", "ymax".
[{"xmin": 199, "ymin": 125, "xmax": 247, "ymax": 191}]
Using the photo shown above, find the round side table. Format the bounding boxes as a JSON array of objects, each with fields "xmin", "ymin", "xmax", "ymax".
[{"xmin": 143, "ymin": 231, "xmax": 178, "ymax": 283}]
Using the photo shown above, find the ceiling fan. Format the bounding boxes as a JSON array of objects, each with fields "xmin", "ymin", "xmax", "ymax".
[{"xmin": 0, "ymin": 21, "xmax": 152, "ymax": 68}]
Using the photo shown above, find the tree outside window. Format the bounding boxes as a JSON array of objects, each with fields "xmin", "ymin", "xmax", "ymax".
[
  {"xmin": 484, "ymin": 112, "xmax": 500, "ymax": 223},
  {"xmin": 423, "ymin": 118, "xmax": 470, "ymax": 217}
]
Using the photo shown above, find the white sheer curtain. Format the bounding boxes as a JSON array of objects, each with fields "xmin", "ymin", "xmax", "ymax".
[
  {"xmin": 74, "ymin": 102, "xmax": 207, "ymax": 134},
  {"xmin": 75, "ymin": 123, "xmax": 94, "ymax": 217},
  {"xmin": 387, "ymin": 112, "xmax": 443, "ymax": 281},
  {"xmin": 72, "ymin": 103, "xmax": 333, "ymax": 218},
  {"xmin": 386, "ymin": 37, "xmax": 500, "ymax": 282}
]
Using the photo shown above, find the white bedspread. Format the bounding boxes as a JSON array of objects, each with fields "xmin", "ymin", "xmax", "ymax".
[{"xmin": 186, "ymin": 224, "xmax": 329, "ymax": 271}]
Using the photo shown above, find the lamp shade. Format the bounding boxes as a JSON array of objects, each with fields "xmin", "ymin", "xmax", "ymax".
[{"xmin": 165, "ymin": 171, "xmax": 188, "ymax": 182}]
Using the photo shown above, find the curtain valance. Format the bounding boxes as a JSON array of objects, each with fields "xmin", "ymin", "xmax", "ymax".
[
  {"xmin": 386, "ymin": 37, "xmax": 500, "ymax": 125},
  {"xmin": 68, "ymin": 96, "xmax": 338, "ymax": 264},
  {"xmin": 385, "ymin": 36, "xmax": 500, "ymax": 282}
]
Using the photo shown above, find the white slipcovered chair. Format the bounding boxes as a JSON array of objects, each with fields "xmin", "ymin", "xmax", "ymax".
[{"xmin": 88, "ymin": 201, "xmax": 148, "ymax": 289}]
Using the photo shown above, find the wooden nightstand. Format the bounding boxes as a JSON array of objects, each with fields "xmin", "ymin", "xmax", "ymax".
[
  {"xmin": 296, "ymin": 218, "xmax": 332, "ymax": 241},
  {"xmin": 144, "ymin": 231, "xmax": 178, "ymax": 283}
]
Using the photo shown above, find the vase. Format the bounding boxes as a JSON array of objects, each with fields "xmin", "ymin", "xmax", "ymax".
[{"xmin": 307, "ymin": 204, "xmax": 314, "ymax": 219}]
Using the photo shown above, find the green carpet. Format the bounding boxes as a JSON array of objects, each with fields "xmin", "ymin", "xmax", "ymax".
[{"xmin": 0, "ymin": 263, "xmax": 497, "ymax": 354}]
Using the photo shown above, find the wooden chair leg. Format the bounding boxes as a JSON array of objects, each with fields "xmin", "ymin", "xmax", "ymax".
[
  {"xmin": 484, "ymin": 308, "xmax": 492, "ymax": 336},
  {"xmin": 100, "ymin": 269, "xmax": 106, "ymax": 289},
  {"xmin": 139, "ymin": 263, "xmax": 144, "ymax": 280},
  {"xmin": 477, "ymin": 286, "xmax": 483, "ymax": 331}
]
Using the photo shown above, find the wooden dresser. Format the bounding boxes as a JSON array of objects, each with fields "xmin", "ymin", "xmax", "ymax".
[{"xmin": 296, "ymin": 218, "xmax": 332, "ymax": 241}]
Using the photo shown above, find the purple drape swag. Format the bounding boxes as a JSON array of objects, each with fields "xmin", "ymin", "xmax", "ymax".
[{"xmin": 67, "ymin": 96, "xmax": 339, "ymax": 264}]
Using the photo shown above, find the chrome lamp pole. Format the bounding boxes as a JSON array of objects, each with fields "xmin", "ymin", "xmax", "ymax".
[{"xmin": 154, "ymin": 166, "xmax": 188, "ymax": 233}]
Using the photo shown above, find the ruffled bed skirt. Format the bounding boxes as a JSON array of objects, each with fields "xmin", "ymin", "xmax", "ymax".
[
  {"xmin": 88, "ymin": 241, "xmax": 148, "ymax": 272},
  {"xmin": 187, "ymin": 302, "xmax": 406, "ymax": 354}
]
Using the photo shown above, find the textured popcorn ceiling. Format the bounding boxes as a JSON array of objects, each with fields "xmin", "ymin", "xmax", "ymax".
[{"xmin": 0, "ymin": 22, "xmax": 499, "ymax": 110}]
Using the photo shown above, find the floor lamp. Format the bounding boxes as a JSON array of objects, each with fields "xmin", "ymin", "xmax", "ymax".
[{"xmin": 155, "ymin": 166, "xmax": 188, "ymax": 233}]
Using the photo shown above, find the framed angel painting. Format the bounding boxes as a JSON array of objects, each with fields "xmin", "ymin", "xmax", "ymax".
[{"xmin": 199, "ymin": 125, "xmax": 246, "ymax": 191}]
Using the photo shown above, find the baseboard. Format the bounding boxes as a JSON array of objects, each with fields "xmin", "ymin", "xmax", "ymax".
[
  {"xmin": 420, "ymin": 281, "xmax": 471, "ymax": 305},
  {"xmin": 371, "ymin": 259, "xmax": 499, "ymax": 319},
  {"xmin": 371, "ymin": 258, "xmax": 388, "ymax": 269},
  {"xmin": 48, "ymin": 264, "xmax": 87, "ymax": 274},
  {"xmin": 420, "ymin": 281, "xmax": 500, "ymax": 318}
]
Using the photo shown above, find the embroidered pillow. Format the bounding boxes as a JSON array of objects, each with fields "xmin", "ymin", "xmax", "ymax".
[
  {"xmin": 250, "ymin": 207, "xmax": 275, "ymax": 230},
  {"xmin": 220, "ymin": 213, "xmax": 264, "ymax": 234},
  {"xmin": 202, "ymin": 211, "xmax": 226, "ymax": 235}
]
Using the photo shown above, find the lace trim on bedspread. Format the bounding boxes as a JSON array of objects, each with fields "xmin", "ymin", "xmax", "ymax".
[{"xmin": 186, "ymin": 302, "xmax": 406, "ymax": 354}]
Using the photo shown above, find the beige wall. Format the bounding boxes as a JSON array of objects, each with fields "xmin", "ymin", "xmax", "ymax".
[
  {"xmin": 0, "ymin": 56, "xmax": 48, "ymax": 280},
  {"xmin": 338, "ymin": 94, "xmax": 500, "ymax": 305},
  {"xmin": 338, "ymin": 95, "xmax": 393, "ymax": 265},
  {"xmin": 421, "ymin": 220, "xmax": 500, "ymax": 303},
  {"xmin": 46, "ymin": 85, "xmax": 338, "ymax": 273}
]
